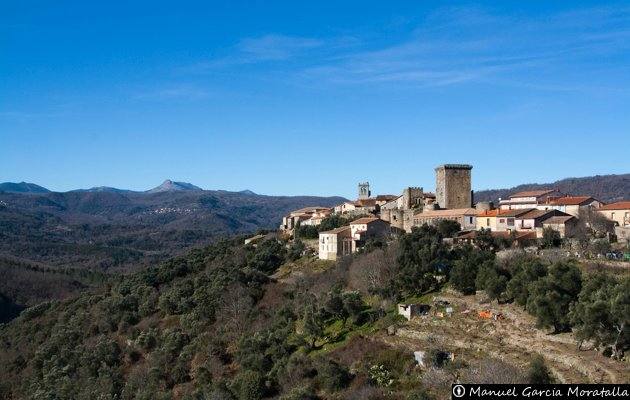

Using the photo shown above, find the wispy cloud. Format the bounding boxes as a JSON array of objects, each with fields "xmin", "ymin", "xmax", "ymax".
[
  {"xmin": 237, "ymin": 34, "xmax": 323, "ymax": 61},
  {"xmin": 131, "ymin": 85, "xmax": 210, "ymax": 101},
  {"xmin": 178, "ymin": 5, "xmax": 630, "ymax": 91},
  {"xmin": 183, "ymin": 34, "xmax": 326, "ymax": 73},
  {"xmin": 293, "ymin": 5, "xmax": 630, "ymax": 89}
]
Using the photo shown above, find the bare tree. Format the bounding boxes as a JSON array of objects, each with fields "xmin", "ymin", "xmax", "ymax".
[
  {"xmin": 347, "ymin": 242, "xmax": 400, "ymax": 295},
  {"xmin": 214, "ymin": 284, "xmax": 254, "ymax": 343}
]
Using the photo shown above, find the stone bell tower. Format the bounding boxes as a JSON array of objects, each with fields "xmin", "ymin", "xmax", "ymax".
[{"xmin": 358, "ymin": 182, "xmax": 371, "ymax": 200}]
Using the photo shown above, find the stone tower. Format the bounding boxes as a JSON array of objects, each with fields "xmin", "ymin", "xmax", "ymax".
[
  {"xmin": 435, "ymin": 164, "xmax": 473, "ymax": 209},
  {"xmin": 402, "ymin": 187, "xmax": 423, "ymax": 209},
  {"xmin": 358, "ymin": 182, "xmax": 371, "ymax": 200}
]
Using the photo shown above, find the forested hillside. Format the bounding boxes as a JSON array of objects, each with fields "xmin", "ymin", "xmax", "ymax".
[
  {"xmin": 0, "ymin": 190, "xmax": 345, "ymax": 271},
  {"xmin": 0, "ymin": 189, "xmax": 345, "ymax": 324},
  {"xmin": 475, "ymin": 173, "xmax": 630, "ymax": 203},
  {"xmin": 1, "ymin": 227, "xmax": 627, "ymax": 399}
]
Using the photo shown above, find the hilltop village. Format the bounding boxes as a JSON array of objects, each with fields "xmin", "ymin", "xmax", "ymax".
[{"xmin": 279, "ymin": 164, "xmax": 630, "ymax": 261}]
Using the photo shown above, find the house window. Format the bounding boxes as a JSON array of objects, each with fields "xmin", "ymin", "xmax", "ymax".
[
  {"xmin": 499, "ymin": 219, "xmax": 505, "ymax": 223},
  {"xmin": 486, "ymin": 218, "xmax": 490, "ymax": 226},
  {"xmin": 469, "ymin": 217, "xmax": 473, "ymax": 224},
  {"xmin": 611, "ymin": 212, "xmax": 615, "ymax": 220}
]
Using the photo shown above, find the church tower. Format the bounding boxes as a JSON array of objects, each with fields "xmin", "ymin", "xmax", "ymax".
[{"xmin": 358, "ymin": 182, "xmax": 371, "ymax": 200}]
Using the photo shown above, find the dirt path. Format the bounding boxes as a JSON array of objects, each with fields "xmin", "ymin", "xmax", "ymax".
[{"xmin": 382, "ymin": 291, "xmax": 630, "ymax": 384}]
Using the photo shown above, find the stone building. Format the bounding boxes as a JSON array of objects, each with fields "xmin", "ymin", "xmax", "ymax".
[
  {"xmin": 378, "ymin": 187, "xmax": 437, "ymax": 233},
  {"xmin": 318, "ymin": 226, "xmax": 353, "ymax": 260},
  {"xmin": 435, "ymin": 164, "xmax": 473, "ymax": 209},
  {"xmin": 379, "ymin": 209, "xmax": 415, "ymax": 233}
]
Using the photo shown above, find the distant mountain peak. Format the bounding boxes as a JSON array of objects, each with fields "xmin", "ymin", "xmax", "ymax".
[
  {"xmin": 239, "ymin": 189, "xmax": 257, "ymax": 196},
  {"xmin": 0, "ymin": 181, "xmax": 50, "ymax": 194},
  {"xmin": 147, "ymin": 179, "xmax": 203, "ymax": 193}
]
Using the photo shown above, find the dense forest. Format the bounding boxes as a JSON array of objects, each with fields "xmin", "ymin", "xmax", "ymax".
[
  {"xmin": 1, "ymin": 224, "xmax": 627, "ymax": 399},
  {"xmin": 475, "ymin": 173, "xmax": 630, "ymax": 203}
]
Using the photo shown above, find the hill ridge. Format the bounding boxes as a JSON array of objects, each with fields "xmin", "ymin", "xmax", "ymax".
[{"xmin": 474, "ymin": 173, "xmax": 630, "ymax": 203}]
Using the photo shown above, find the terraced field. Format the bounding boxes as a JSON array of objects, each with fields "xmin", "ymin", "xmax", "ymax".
[{"xmin": 383, "ymin": 289, "xmax": 630, "ymax": 384}]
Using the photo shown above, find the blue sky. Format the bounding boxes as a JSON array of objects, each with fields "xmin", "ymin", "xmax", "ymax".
[{"xmin": 1, "ymin": 1, "xmax": 629, "ymax": 198}]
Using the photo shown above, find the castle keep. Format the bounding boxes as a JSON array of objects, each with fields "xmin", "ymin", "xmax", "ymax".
[{"xmin": 435, "ymin": 164, "xmax": 473, "ymax": 209}]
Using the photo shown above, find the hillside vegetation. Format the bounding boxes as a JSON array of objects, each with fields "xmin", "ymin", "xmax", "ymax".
[
  {"xmin": 0, "ymin": 189, "xmax": 344, "ymax": 323},
  {"xmin": 0, "ymin": 190, "xmax": 345, "ymax": 272},
  {"xmin": 475, "ymin": 173, "xmax": 630, "ymax": 203},
  {"xmin": 1, "ymin": 228, "xmax": 627, "ymax": 399}
]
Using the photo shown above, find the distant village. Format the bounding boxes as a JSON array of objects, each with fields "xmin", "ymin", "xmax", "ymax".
[{"xmin": 278, "ymin": 164, "xmax": 630, "ymax": 261}]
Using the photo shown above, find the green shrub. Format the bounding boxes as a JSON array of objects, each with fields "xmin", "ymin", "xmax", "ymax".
[
  {"xmin": 527, "ymin": 355, "xmax": 554, "ymax": 384},
  {"xmin": 315, "ymin": 358, "xmax": 351, "ymax": 392},
  {"xmin": 232, "ymin": 370, "xmax": 265, "ymax": 400}
]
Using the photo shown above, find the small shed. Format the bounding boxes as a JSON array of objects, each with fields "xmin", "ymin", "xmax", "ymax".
[{"xmin": 398, "ymin": 304, "xmax": 431, "ymax": 320}]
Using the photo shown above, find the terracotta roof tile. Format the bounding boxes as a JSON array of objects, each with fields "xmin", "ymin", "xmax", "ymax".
[
  {"xmin": 598, "ymin": 201, "xmax": 630, "ymax": 211},
  {"xmin": 497, "ymin": 208, "xmax": 536, "ymax": 217},
  {"xmin": 546, "ymin": 196, "xmax": 596, "ymax": 206},
  {"xmin": 477, "ymin": 209, "xmax": 499, "ymax": 217},
  {"xmin": 519, "ymin": 209, "xmax": 559, "ymax": 220}
]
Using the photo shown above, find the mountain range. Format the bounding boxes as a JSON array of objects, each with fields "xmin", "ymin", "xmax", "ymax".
[
  {"xmin": 0, "ymin": 183, "xmax": 345, "ymax": 272},
  {"xmin": 0, "ymin": 179, "xmax": 250, "ymax": 194}
]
